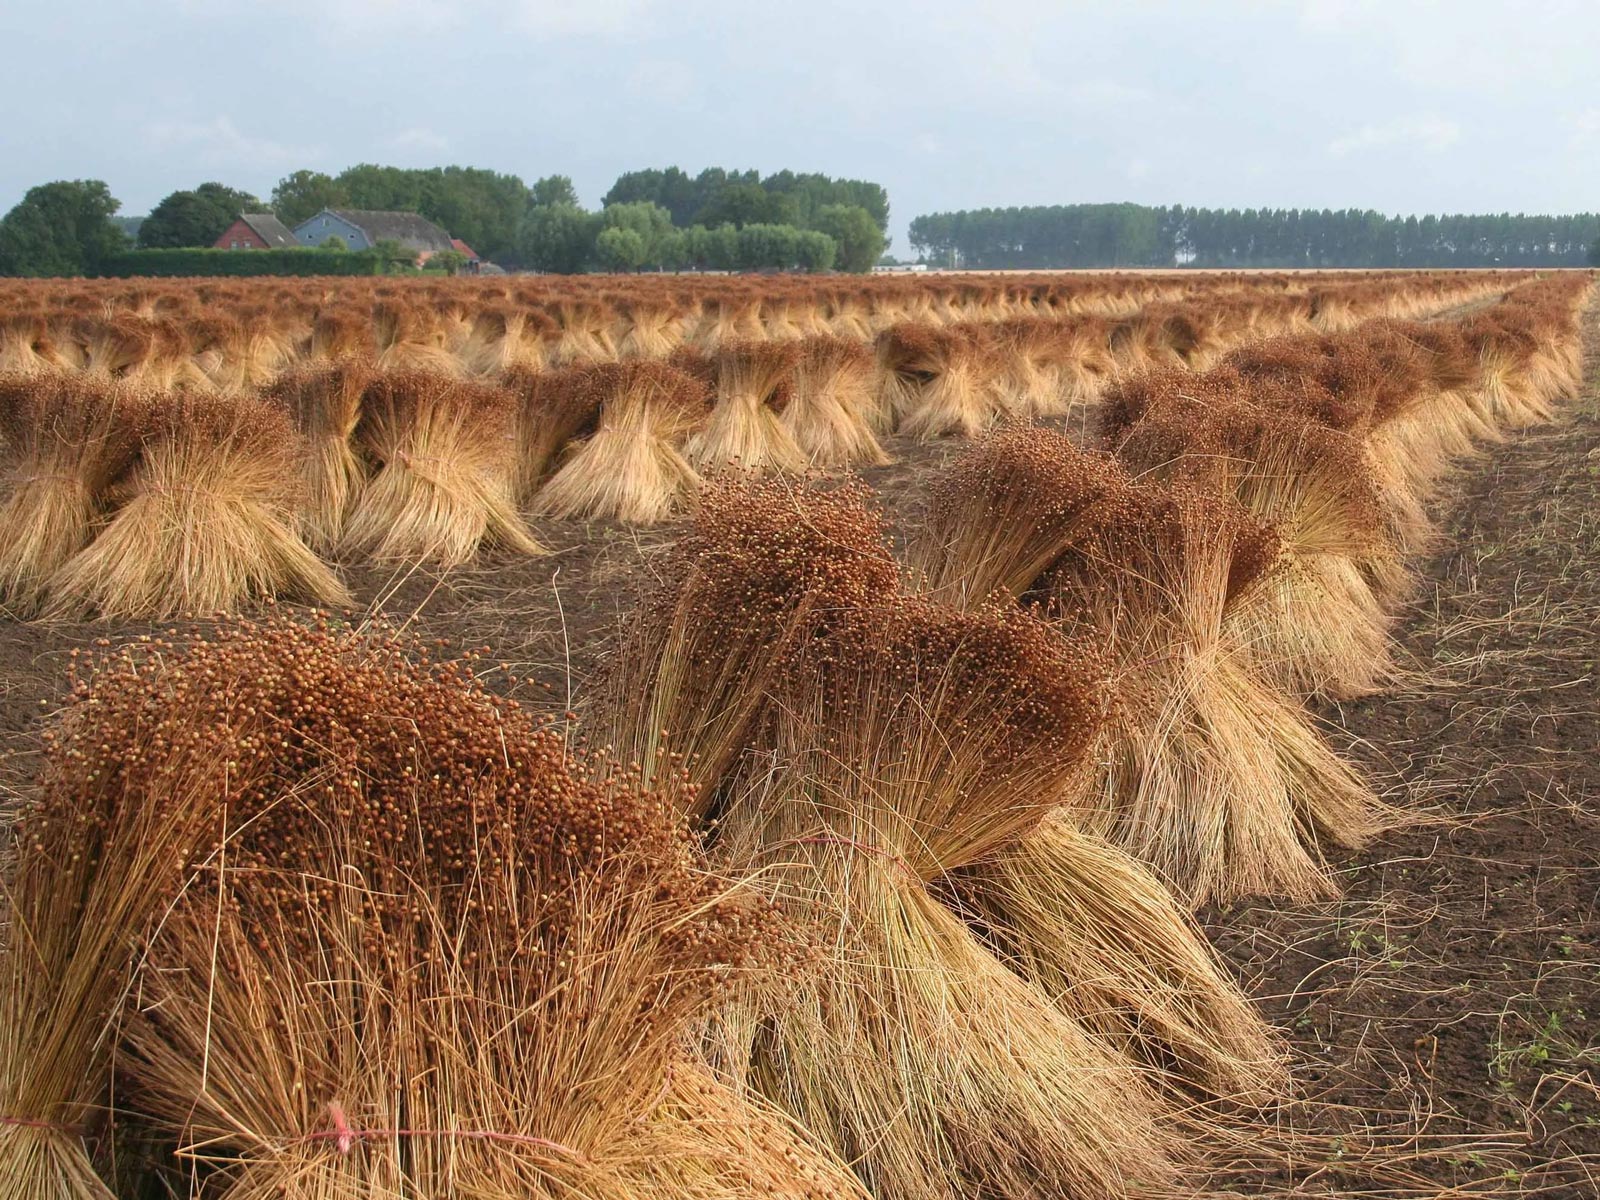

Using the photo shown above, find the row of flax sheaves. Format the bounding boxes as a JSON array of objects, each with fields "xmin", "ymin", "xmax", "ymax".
[
  {"xmin": 0, "ymin": 272, "xmax": 1589, "ymax": 1200},
  {"xmin": 0, "ymin": 274, "xmax": 1507, "ymax": 620},
  {"xmin": 0, "ymin": 269, "xmax": 1515, "ymax": 384}
]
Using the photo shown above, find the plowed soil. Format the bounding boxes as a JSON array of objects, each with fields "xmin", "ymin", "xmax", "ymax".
[{"xmin": 1208, "ymin": 307, "xmax": 1600, "ymax": 1197}]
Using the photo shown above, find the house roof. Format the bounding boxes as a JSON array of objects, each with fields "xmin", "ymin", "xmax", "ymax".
[
  {"xmin": 451, "ymin": 237, "xmax": 480, "ymax": 261},
  {"xmin": 314, "ymin": 209, "xmax": 456, "ymax": 252},
  {"xmin": 238, "ymin": 213, "xmax": 299, "ymax": 248}
]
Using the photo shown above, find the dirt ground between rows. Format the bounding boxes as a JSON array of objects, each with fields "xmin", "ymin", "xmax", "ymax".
[
  {"xmin": 1206, "ymin": 307, "xmax": 1600, "ymax": 1197},
  {"xmin": 0, "ymin": 301, "xmax": 1595, "ymax": 1197}
]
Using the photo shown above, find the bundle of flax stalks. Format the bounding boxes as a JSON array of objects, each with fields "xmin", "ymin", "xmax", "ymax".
[
  {"xmin": 913, "ymin": 428, "xmax": 1388, "ymax": 904},
  {"xmin": 1103, "ymin": 367, "xmax": 1406, "ymax": 701},
  {"xmin": 588, "ymin": 473, "xmax": 1286, "ymax": 1190},
  {"xmin": 713, "ymin": 597, "xmax": 1191, "ymax": 1200},
  {"xmin": 533, "ymin": 361, "xmax": 708, "ymax": 524},
  {"xmin": 263, "ymin": 358, "xmax": 375, "ymax": 552},
  {"xmin": 684, "ymin": 339, "xmax": 809, "ymax": 476},
  {"xmin": 584, "ymin": 476, "xmax": 900, "ymax": 812},
  {"xmin": 781, "ymin": 336, "xmax": 889, "ymax": 468},
  {"xmin": 874, "ymin": 322, "xmax": 1006, "ymax": 439},
  {"xmin": 947, "ymin": 811, "xmax": 1286, "ymax": 1102},
  {"xmin": 2, "ymin": 616, "xmax": 868, "ymax": 1200},
  {"xmin": 44, "ymin": 390, "xmax": 349, "ymax": 619},
  {"xmin": 1040, "ymin": 480, "xmax": 1389, "ymax": 903},
  {"xmin": 910, "ymin": 424, "xmax": 1131, "ymax": 607},
  {"xmin": 901, "ymin": 426, "xmax": 1285, "ymax": 1093},
  {"xmin": 501, "ymin": 363, "xmax": 602, "ymax": 505},
  {"xmin": 0, "ymin": 621, "xmax": 293, "ymax": 1198},
  {"xmin": 341, "ymin": 369, "xmax": 544, "ymax": 565},
  {"xmin": 0, "ymin": 373, "xmax": 148, "ymax": 615}
]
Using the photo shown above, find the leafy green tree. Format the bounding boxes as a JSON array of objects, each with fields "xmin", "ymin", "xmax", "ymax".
[
  {"xmin": 0, "ymin": 180, "xmax": 128, "ymax": 276},
  {"xmin": 371, "ymin": 238, "xmax": 416, "ymax": 272},
  {"xmin": 321, "ymin": 235, "xmax": 347, "ymax": 251},
  {"xmin": 336, "ymin": 163, "xmax": 422, "ymax": 210},
  {"xmin": 427, "ymin": 248, "xmax": 468, "ymax": 275},
  {"xmin": 910, "ymin": 201, "xmax": 1600, "ymax": 268},
  {"xmin": 270, "ymin": 170, "xmax": 350, "ymax": 226},
  {"xmin": 606, "ymin": 167, "xmax": 889, "ymax": 235},
  {"xmin": 656, "ymin": 228, "xmax": 688, "ymax": 271},
  {"xmin": 732, "ymin": 224, "xmax": 836, "ymax": 271},
  {"xmin": 517, "ymin": 203, "xmax": 601, "ymax": 273},
  {"xmin": 410, "ymin": 166, "xmax": 527, "ymax": 263},
  {"xmin": 601, "ymin": 201, "xmax": 675, "ymax": 266},
  {"xmin": 684, "ymin": 224, "xmax": 739, "ymax": 271},
  {"xmin": 531, "ymin": 174, "xmax": 579, "ymax": 208},
  {"xmin": 603, "ymin": 168, "xmax": 668, "ymax": 209},
  {"xmin": 811, "ymin": 204, "xmax": 882, "ymax": 273},
  {"xmin": 604, "ymin": 167, "xmax": 702, "ymax": 225},
  {"xmin": 1589, "ymin": 238, "xmax": 1600, "ymax": 267},
  {"xmin": 696, "ymin": 183, "xmax": 795, "ymax": 230},
  {"xmin": 595, "ymin": 227, "xmax": 647, "ymax": 272},
  {"xmin": 793, "ymin": 229, "xmax": 837, "ymax": 272},
  {"xmin": 138, "ymin": 182, "xmax": 262, "ymax": 248},
  {"xmin": 762, "ymin": 171, "xmax": 889, "ymax": 233}
]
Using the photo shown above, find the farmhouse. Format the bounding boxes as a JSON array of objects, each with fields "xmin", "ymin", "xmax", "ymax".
[
  {"xmin": 293, "ymin": 209, "xmax": 456, "ymax": 261},
  {"xmin": 213, "ymin": 212, "xmax": 299, "ymax": 250}
]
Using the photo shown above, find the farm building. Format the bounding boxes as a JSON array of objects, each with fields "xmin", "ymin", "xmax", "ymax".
[
  {"xmin": 292, "ymin": 209, "xmax": 456, "ymax": 261},
  {"xmin": 213, "ymin": 212, "xmax": 299, "ymax": 250}
]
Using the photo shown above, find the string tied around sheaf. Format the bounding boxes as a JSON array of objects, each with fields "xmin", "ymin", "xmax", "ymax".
[
  {"xmin": 395, "ymin": 450, "xmax": 449, "ymax": 468},
  {"xmin": 304, "ymin": 1100, "xmax": 590, "ymax": 1164},
  {"xmin": 768, "ymin": 834, "xmax": 926, "ymax": 883}
]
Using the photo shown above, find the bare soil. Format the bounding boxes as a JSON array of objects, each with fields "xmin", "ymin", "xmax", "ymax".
[{"xmin": 1207, "ymin": 309, "xmax": 1600, "ymax": 1197}]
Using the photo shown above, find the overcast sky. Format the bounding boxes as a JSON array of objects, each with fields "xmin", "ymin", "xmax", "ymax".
[{"xmin": 2, "ymin": 0, "xmax": 1595, "ymax": 251}]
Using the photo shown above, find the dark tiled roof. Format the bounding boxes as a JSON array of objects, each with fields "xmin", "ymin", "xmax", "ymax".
[
  {"xmin": 326, "ymin": 209, "xmax": 455, "ymax": 252},
  {"xmin": 239, "ymin": 213, "xmax": 299, "ymax": 248}
]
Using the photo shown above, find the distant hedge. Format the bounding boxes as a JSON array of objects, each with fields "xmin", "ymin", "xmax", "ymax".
[{"xmin": 97, "ymin": 247, "xmax": 384, "ymax": 277}]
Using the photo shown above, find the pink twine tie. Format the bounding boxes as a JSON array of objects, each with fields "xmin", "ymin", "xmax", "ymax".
[{"xmin": 305, "ymin": 1100, "xmax": 588, "ymax": 1163}]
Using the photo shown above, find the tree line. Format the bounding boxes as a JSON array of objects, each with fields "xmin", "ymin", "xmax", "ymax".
[
  {"xmin": 602, "ymin": 168, "xmax": 889, "ymax": 236},
  {"xmin": 908, "ymin": 204, "xmax": 1600, "ymax": 269},
  {"xmin": 0, "ymin": 164, "xmax": 890, "ymax": 277}
]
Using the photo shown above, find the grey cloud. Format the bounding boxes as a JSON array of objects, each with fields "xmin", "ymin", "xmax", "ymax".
[{"xmin": 1, "ymin": 0, "xmax": 1594, "ymax": 252}]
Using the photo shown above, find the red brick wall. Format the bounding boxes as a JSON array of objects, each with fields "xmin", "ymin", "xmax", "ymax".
[{"xmin": 214, "ymin": 218, "xmax": 269, "ymax": 250}]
